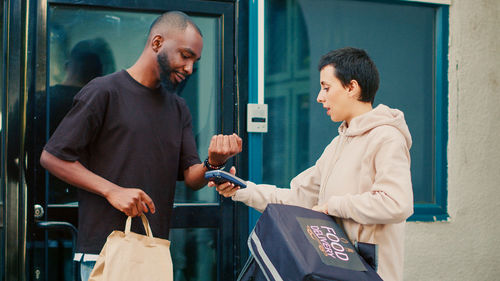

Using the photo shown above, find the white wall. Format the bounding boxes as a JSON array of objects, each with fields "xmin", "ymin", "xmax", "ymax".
[{"xmin": 404, "ymin": 0, "xmax": 500, "ymax": 280}]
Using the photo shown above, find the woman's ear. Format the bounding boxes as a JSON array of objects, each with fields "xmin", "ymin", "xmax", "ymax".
[{"xmin": 347, "ymin": 79, "xmax": 361, "ymax": 99}]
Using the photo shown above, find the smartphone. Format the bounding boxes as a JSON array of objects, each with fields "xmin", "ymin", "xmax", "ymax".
[{"xmin": 204, "ymin": 170, "xmax": 247, "ymax": 188}]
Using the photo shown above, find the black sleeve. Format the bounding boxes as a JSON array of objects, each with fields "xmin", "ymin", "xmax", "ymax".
[
  {"xmin": 177, "ymin": 101, "xmax": 201, "ymax": 180},
  {"xmin": 43, "ymin": 81, "xmax": 107, "ymax": 162}
]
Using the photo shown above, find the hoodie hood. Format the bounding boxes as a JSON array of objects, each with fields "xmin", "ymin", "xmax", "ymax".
[{"xmin": 338, "ymin": 104, "xmax": 412, "ymax": 149}]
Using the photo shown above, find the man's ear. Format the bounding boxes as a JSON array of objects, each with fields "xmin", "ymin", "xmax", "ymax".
[
  {"xmin": 151, "ymin": 35, "xmax": 163, "ymax": 53},
  {"xmin": 347, "ymin": 80, "xmax": 361, "ymax": 99}
]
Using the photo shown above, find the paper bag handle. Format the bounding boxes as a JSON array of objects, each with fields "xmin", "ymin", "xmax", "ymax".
[{"xmin": 125, "ymin": 213, "xmax": 153, "ymax": 237}]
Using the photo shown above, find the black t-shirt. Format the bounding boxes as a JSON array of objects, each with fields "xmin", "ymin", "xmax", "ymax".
[{"xmin": 44, "ymin": 70, "xmax": 201, "ymax": 253}]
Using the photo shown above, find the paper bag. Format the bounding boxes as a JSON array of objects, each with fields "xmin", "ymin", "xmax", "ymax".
[{"xmin": 88, "ymin": 214, "xmax": 173, "ymax": 281}]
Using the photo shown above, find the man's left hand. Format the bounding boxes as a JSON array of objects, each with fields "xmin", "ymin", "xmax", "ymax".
[{"xmin": 208, "ymin": 133, "xmax": 243, "ymax": 166}]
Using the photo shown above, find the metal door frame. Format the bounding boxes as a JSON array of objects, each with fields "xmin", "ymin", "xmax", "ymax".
[
  {"xmin": 1, "ymin": 0, "xmax": 247, "ymax": 280},
  {"xmin": 3, "ymin": 0, "xmax": 30, "ymax": 280}
]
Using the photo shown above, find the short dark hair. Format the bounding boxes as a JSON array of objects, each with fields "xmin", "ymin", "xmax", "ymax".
[
  {"xmin": 318, "ymin": 47, "xmax": 379, "ymax": 104},
  {"xmin": 148, "ymin": 11, "xmax": 202, "ymax": 38}
]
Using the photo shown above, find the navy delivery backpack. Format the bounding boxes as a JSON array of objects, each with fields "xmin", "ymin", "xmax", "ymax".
[{"xmin": 237, "ymin": 204, "xmax": 382, "ymax": 281}]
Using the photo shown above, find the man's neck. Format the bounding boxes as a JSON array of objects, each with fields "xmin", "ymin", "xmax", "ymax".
[{"xmin": 127, "ymin": 56, "xmax": 160, "ymax": 89}]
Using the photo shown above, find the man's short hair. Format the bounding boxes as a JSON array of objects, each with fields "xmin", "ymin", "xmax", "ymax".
[
  {"xmin": 318, "ymin": 47, "xmax": 379, "ymax": 104},
  {"xmin": 148, "ymin": 11, "xmax": 202, "ymax": 38}
]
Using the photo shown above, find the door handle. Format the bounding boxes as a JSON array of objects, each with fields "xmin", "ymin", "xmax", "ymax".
[
  {"xmin": 36, "ymin": 221, "xmax": 77, "ymax": 237},
  {"xmin": 36, "ymin": 221, "xmax": 79, "ymax": 281}
]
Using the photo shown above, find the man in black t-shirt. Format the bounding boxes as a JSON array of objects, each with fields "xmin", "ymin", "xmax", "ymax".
[{"xmin": 39, "ymin": 11, "xmax": 242, "ymax": 281}]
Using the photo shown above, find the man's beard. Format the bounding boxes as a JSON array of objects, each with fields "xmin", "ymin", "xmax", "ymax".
[{"xmin": 157, "ymin": 52, "xmax": 189, "ymax": 93}]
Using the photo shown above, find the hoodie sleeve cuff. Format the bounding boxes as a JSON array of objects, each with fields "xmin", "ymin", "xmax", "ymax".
[
  {"xmin": 232, "ymin": 181, "xmax": 255, "ymax": 203},
  {"xmin": 327, "ymin": 196, "xmax": 346, "ymax": 218}
]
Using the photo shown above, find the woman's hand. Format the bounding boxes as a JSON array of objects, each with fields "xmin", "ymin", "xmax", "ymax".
[
  {"xmin": 208, "ymin": 166, "xmax": 240, "ymax": 197},
  {"xmin": 312, "ymin": 203, "xmax": 329, "ymax": 215}
]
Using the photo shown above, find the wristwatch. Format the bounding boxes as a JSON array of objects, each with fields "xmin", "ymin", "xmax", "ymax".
[{"xmin": 203, "ymin": 157, "xmax": 226, "ymax": 171}]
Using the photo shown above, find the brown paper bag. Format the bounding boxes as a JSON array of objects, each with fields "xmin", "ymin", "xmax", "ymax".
[{"xmin": 88, "ymin": 214, "xmax": 173, "ymax": 281}]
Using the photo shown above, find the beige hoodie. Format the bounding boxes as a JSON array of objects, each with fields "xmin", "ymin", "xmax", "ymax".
[{"xmin": 234, "ymin": 104, "xmax": 413, "ymax": 281}]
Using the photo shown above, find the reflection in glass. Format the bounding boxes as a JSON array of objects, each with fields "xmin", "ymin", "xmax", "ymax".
[
  {"xmin": 264, "ymin": 0, "xmax": 435, "ymax": 204},
  {"xmin": 170, "ymin": 228, "xmax": 217, "ymax": 281}
]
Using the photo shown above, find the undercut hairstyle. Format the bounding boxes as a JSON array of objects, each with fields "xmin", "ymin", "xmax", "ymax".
[
  {"xmin": 318, "ymin": 47, "xmax": 379, "ymax": 104},
  {"xmin": 148, "ymin": 11, "xmax": 203, "ymax": 39}
]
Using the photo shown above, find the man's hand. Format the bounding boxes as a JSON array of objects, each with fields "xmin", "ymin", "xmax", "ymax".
[
  {"xmin": 183, "ymin": 134, "xmax": 242, "ymax": 190},
  {"xmin": 208, "ymin": 134, "xmax": 243, "ymax": 166},
  {"xmin": 105, "ymin": 187, "xmax": 156, "ymax": 217},
  {"xmin": 40, "ymin": 150, "xmax": 156, "ymax": 217},
  {"xmin": 208, "ymin": 166, "xmax": 240, "ymax": 197}
]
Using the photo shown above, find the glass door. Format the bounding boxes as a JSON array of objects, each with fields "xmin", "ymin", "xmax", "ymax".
[{"xmin": 26, "ymin": 1, "xmax": 239, "ymax": 280}]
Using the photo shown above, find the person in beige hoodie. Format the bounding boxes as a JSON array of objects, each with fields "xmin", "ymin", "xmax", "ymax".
[{"xmin": 212, "ymin": 47, "xmax": 413, "ymax": 281}]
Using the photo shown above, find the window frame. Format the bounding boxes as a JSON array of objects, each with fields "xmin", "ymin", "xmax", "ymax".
[
  {"xmin": 248, "ymin": 0, "xmax": 450, "ymax": 224},
  {"xmin": 410, "ymin": 4, "xmax": 449, "ymax": 221}
]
